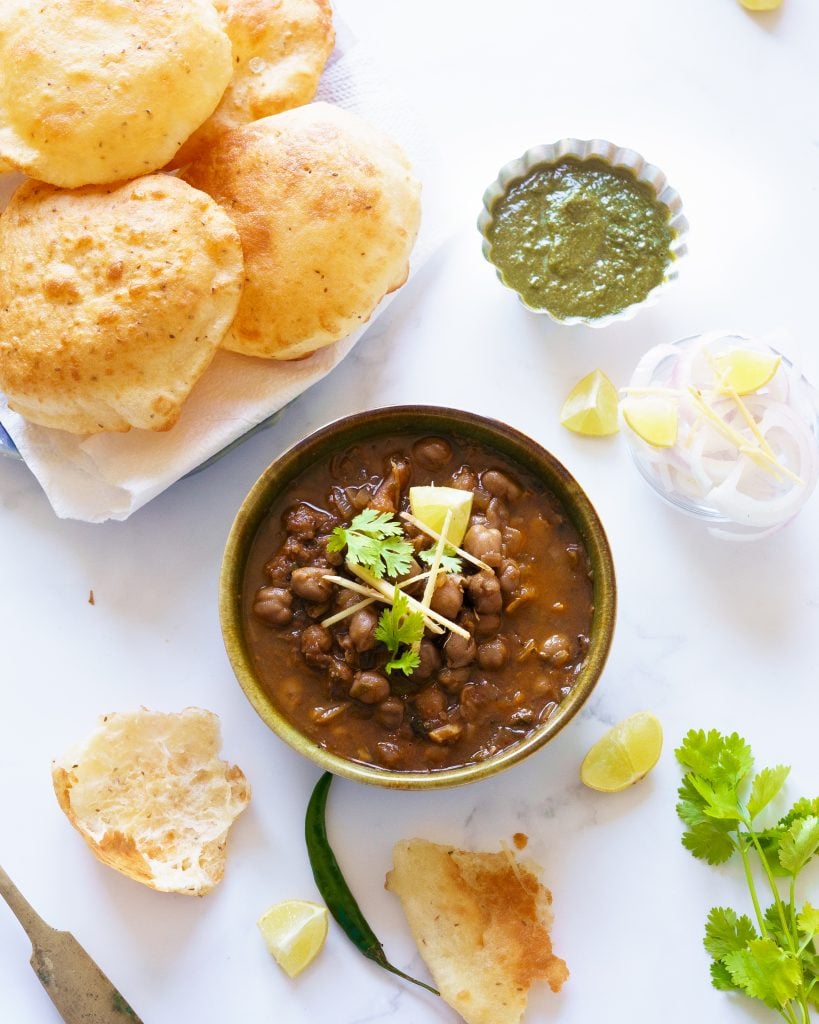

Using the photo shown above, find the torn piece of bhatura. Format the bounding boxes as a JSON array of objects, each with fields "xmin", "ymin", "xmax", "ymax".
[
  {"xmin": 52, "ymin": 708, "xmax": 251, "ymax": 896},
  {"xmin": 386, "ymin": 838, "xmax": 568, "ymax": 1024}
]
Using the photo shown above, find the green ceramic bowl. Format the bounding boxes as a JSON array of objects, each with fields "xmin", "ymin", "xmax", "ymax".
[{"xmin": 220, "ymin": 406, "xmax": 616, "ymax": 789}]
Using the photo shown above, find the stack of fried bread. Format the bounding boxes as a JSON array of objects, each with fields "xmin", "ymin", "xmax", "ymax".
[
  {"xmin": 386, "ymin": 839, "xmax": 569, "ymax": 1024},
  {"xmin": 0, "ymin": 0, "xmax": 421, "ymax": 435}
]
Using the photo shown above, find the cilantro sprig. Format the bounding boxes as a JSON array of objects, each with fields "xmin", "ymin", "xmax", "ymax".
[
  {"xmin": 326, "ymin": 509, "xmax": 414, "ymax": 579},
  {"xmin": 418, "ymin": 547, "xmax": 463, "ymax": 574},
  {"xmin": 676, "ymin": 729, "xmax": 819, "ymax": 1021},
  {"xmin": 374, "ymin": 589, "xmax": 424, "ymax": 676}
]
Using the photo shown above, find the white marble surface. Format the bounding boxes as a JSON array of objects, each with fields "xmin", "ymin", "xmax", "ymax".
[{"xmin": 1, "ymin": 1, "xmax": 819, "ymax": 1022}]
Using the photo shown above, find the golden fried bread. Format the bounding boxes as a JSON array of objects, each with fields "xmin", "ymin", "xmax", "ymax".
[
  {"xmin": 386, "ymin": 839, "xmax": 569, "ymax": 1024},
  {"xmin": 53, "ymin": 709, "xmax": 251, "ymax": 896},
  {"xmin": 171, "ymin": 0, "xmax": 335, "ymax": 168},
  {"xmin": 0, "ymin": 0, "xmax": 233, "ymax": 187},
  {"xmin": 183, "ymin": 102, "xmax": 421, "ymax": 360},
  {"xmin": 0, "ymin": 175, "xmax": 243, "ymax": 434}
]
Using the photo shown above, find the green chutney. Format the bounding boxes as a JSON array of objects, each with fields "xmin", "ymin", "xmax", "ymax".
[{"xmin": 487, "ymin": 157, "xmax": 674, "ymax": 320}]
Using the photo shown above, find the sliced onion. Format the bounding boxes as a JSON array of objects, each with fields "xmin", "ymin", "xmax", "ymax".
[
  {"xmin": 707, "ymin": 469, "xmax": 810, "ymax": 529},
  {"xmin": 624, "ymin": 334, "xmax": 819, "ymax": 538},
  {"xmin": 629, "ymin": 345, "xmax": 680, "ymax": 389}
]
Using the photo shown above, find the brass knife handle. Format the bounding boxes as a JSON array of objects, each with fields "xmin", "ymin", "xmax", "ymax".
[{"xmin": 0, "ymin": 863, "xmax": 53, "ymax": 946}]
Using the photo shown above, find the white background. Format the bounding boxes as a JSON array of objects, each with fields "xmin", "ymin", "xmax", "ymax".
[{"xmin": 1, "ymin": 1, "xmax": 818, "ymax": 1022}]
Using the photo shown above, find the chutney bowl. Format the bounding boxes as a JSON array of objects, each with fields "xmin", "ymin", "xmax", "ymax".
[
  {"xmin": 219, "ymin": 405, "xmax": 617, "ymax": 789},
  {"xmin": 478, "ymin": 137, "xmax": 689, "ymax": 328}
]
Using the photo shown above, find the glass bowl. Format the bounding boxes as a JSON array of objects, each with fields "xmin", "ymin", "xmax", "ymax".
[{"xmin": 622, "ymin": 332, "xmax": 819, "ymax": 539}]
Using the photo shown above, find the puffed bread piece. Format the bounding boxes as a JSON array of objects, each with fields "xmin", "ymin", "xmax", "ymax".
[
  {"xmin": 386, "ymin": 839, "xmax": 568, "ymax": 1024},
  {"xmin": 53, "ymin": 709, "xmax": 250, "ymax": 896},
  {"xmin": 0, "ymin": 175, "xmax": 243, "ymax": 434},
  {"xmin": 183, "ymin": 102, "xmax": 421, "ymax": 360},
  {"xmin": 0, "ymin": 0, "xmax": 233, "ymax": 187},
  {"xmin": 171, "ymin": 0, "xmax": 335, "ymax": 168}
]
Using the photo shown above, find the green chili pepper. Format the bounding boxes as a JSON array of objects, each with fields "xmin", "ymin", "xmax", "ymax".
[{"xmin": 305, "ymin": 772, "xmax": 439, "ymax": 996}]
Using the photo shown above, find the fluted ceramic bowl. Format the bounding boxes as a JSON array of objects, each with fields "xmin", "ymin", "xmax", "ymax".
[
  {"xmin": 220, "ymin": 406, "xmax": 616, "ymax": 789},
  {"xmin": 478, "ymin": 137, "xmax": 689, "ymax": 327}
]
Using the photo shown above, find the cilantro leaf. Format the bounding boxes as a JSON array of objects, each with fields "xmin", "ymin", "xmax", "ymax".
[
  {"xmin": 688, "ymin": 775, "xmax": 743, "ymax": 821},
  {"xmin": 723, "ymin": 938, "xmax": 802, "ymax": 1008},
  {"xmin": 763, "ymin": 903, "xmax": 791, "ymax": 951},
  {"xmin": 385, "ymin": 648, "xmax": 422, "ymax": 677},
  {"xmin": 779, "ymin": 797, "xmax": 819, "ymax": 829},
  {"xmin": 375, "ymin": 590, "xmax": 425, "ymax": 652},
  {"xmin": 704, "ymin": 907, "xmax": 758, "ymax": 960},
  {"xmin": 710, "ymin": 958, "xmax": 742, "ymax": 992},
  {"xmin": 779, "ymin": 816, "xmax": 819, "ymax": 876},
  {"xmin": 418, "ymin": 548, "xmax": 463, "ymax": 574},
  {"xmin": 675, "ymin": 774, "xmax": 711, "ymax": 826},
  {"xmin": 676, "ymin": 776, "xmax": 736, "ymax": 864},
  {"xmin": 759, "ymin": 799, "xmax": 819, "ymax": 874},
  {"xmin": 327, "ymin": 510, "xmax": 414, "ymax": 579},
  {"xmin": 343, "ymin": 507, "xmax": 405, "ymax": 538},
  {"xmin": 748, "ymin": 765, "xmax": 791, "ymax": 821},
  {"xmin": 681, "ymin": 821, "xmax": 737, "ymax": 865},
  {"xmin": 675, "ymin": 729, "xmax": 753, "ymax": 788},
  {"xmin": 797, "ymin": 902, "xmax": 819, "ymax": 942},
  {"xmin": 380, "ymin": 539, "xmax": 415, "ymax": 578},
  {"xmin": 375, "ymin": 589, "xmax": 425, "ymax": 676},
  {"xmin": 675, "ymin": 728, "xmax": 727, "ymax": 778}
]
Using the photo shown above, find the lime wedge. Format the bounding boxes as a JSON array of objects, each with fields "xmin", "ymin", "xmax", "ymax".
[
  {"xmin": 560, "ymin": 369, "xmax": 620, "ymax": 437},
  {"xmin": 740, "ymin": 0, "xmax": 781, "ymax": 9},
  {"xmin": 713, "ymin": 349, "xmax": 781, "ymax": 395},
  {"xmin": 580, "ymin": 712, "xmax": 663, "ymax": 792},
  {"xmin": 622, "ymin": 396, "xmax": 678, "ymax": 448},
  {"xmin": 409, "ymin": 486, "xmax": 473, "ymax": 547},
  {"xmin": 257, "ymin": 899, "xmax": 328, "ymax": 978}
]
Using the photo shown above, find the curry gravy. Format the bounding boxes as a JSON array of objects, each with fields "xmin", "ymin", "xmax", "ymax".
[{"xmin": 242, "ymin": 433, "xmax": 594, "ymax": 772}]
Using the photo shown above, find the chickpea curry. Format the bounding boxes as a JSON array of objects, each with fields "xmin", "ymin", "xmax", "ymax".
[{"xmin": 242, "ymin": 433, "xmax": 594, "ymax": 772}]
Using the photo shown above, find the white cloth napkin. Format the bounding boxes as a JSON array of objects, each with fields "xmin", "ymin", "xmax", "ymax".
[{"xmin": 0, "ymin": 22, "xmax": 446, "ymax": 522}]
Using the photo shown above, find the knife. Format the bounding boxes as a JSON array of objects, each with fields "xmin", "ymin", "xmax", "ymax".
[{"xmin": 0, "ymin": 863, "xmax": 145, "ymax": 1023}]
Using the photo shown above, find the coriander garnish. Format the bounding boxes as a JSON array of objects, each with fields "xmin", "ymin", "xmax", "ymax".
[
  {"xmin": 374, "ymin": 588, "xmax": 425, "ymax": 676},
  {"xmin": 418, "ymin": 548, "xmax": 463, "ymax": 574},
  {"xmin": 326, "ymin": 509, "xmax": 414, "ymax": 579},
  {"xmin": 676, "ymin": 728, "xmax": 819, "ymax": 1021}
]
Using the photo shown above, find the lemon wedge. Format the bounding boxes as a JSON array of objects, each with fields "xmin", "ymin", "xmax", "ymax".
[
  {"xmin": 258, "ymin": 899, "xmax": 329, "ymax": 978},
  {"xmin": 560, "ymin": 369, "xmax": 620, "ymax": 437},
  {"xmin": 409, "ymin": 486, "xmax": 473, "ymax": 547},
  {"xmin": 621, "ymin": 396, "xmax": 678, "ymax": 448},
  {"xmin": 740, "ymin": 0, "xmax": 782, "ymax": 10},
  {"xmin": 713, "ymin": 349, "xmax": 781, "ymax": 395},
  {"xmin": 580, "ymin": 712, "xmax": 663, "ymax": 793}
]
